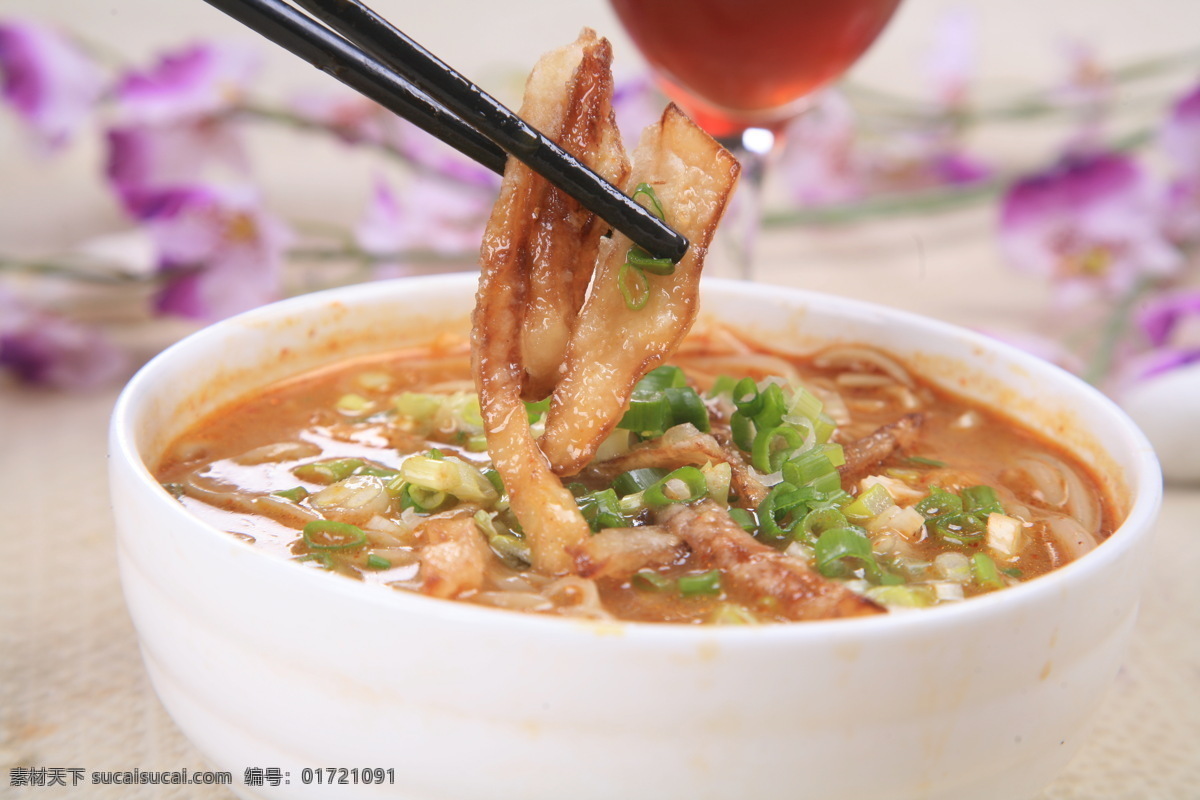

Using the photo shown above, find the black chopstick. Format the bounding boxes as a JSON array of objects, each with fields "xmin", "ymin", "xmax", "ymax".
[
  {"xmin": 202, "ymin": 0, "xmax": 507, "ymax": 174},
  {"xmin": 200, "ymin": 0, "xmax": 691, "ymax": 263}
]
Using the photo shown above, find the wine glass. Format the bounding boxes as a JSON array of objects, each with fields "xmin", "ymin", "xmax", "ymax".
[{"xmin": 610, "ymin": 0, "xmax": 903, "ymax": 279}]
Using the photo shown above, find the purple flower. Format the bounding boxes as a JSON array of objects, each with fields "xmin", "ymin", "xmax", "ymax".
[
  {"xmin": 290, "ymin": 90, "xmax": 498, "ymax": 191},
  {"xmin": 106, "ymin": 121, "xmax": 247, "ymax": 206},
  {"xmin": 113, "ymin": 42, "xmax": 258, "ymax": 124},
  {"xmin": 355, "ymin": 176, "xmax": 487, "ymax": 277},
  {"xmin": 1159, "ymin": 82, "xmax": 1200, "ymax": 243},
  {"xmin": 923, "ymin": 8, "xmax": 977, "ymax": 111},
  {"xmin": 1114, "ymin": 290, "xmax": 1200, "ymax": 389},
  {"xmin": 105, "ymin": 43, "xmax": 257, "ymax": 207},
  {"xmin": 778, "ymin": 90, "xmax": 865, "ymax": 206},
  {"xmin": 0, "ymin": 19, "xmax": 103, "ymax": 150},
  {"xmin": 138, "ymin": 184, "xmax": 290, "ymax": 321},
  {"xmin": 1137, "ymin": 289, "xmax": 1200, "ymax": 348},
  {"xmin": 613, "ymin": 75, "xmax": 665, "ymax": 147},
  {"xmin": 999, "ymin": 152, "xmax": 1182, "ymax": 306},
  {"xmin": 0, "ymin": 289, "xmax": 127, "ymax": 389}
]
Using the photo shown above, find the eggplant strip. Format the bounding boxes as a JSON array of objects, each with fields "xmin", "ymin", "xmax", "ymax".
[
  {"xmin": 474, "ymin": 32, "xmax": 615, "ymax": 574},
  {"xmin": 520, "ymin": 30, "xmax": 630, "ymax": 400},
  {"xmin": 539, "ymin": 105, "xmax": 740, "ymax": 477}
]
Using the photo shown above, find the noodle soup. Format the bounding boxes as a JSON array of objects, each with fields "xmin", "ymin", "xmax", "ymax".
[{"xmin": 154, "ymin": 324, "xmax": 1115, "ymax": 624}]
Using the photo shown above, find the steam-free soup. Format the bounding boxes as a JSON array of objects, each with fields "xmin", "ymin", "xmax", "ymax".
[{"xmin": 155, "ymin": 326, "xmax": 1115, "ymax": 624}]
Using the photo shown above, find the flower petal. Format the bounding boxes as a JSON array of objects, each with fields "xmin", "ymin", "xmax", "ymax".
[{"xmin": 0, "ymin": 19, "xmax": 102, "ymax": 149}]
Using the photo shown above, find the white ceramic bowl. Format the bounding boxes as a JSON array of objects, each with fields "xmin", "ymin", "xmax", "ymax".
[{"xmin": 109, "ymin": 274, "xmax": 1161, "ymax": 800}]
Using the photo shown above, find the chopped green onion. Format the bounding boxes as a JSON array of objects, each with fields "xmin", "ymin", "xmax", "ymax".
[
  {"xmin": 782, "ymin": 447, "xmax": 839, "ymax": 487},
  {"xmin": 618, "ymin": 262, "xmax": 650, "ymax": 310},
  {"xmin": 813, "ymin": 527, "xmax": 878, "ymax": 578},
  {"xmin": 490, "ymin": 533, "xmax": 532, "ymax": 568},
  {"xmin": 631, "ymin": 182, "xmax": 666, "ymax": 220},
  {"xmin": 576, "ymin": 488, "xmax": 628, "ymax": 531},
  {"xmin": 786, "ymin": 386, "xmax": 824, "ymax": 424},
  {"xmin": 366, "ymin": 554, "xmax": 392, "ymax": 570},
  {"xmin": 398, "ymin": 483, "xmax": 448, "ymax": 512},
  {"xmin": 161, "ymin": 482, "xmax": 186, "ymax": 499},
  {"xmin": 524, "ymin": 396, "xmax": 551, "ymax": 423},
  {"xmin": 907, "ymin": 455, "xmax": 947, "ymax": 468},
  {"xmin": 757, "ymin": 481, "xmax": 812, "ymax": 544},
  {"xmin": 866, "ymin": 584, "xmax": 935, "ymax": 608},
  {"xmin": 618, "ymin": 392, "xmax": 670, "ymax": 436},
  {"xmin": 297, "ymin": 552, "xmax": 335, "ymax": 569},
  {"xmin": 483, "ymin": 468, "xmax": 505, "ymax": 496},
  {"xmin": 798, "ymin": 506, "xmax": 850, "ymax": 544},
  {"xmin": 751, "ymin": 424, "xmax": 805, "ymax": 474},
  {"xmin": 272, "ymin": 486, "xmax": 309, "ymax": 503},
  {"xmin": 727, "ymin": 507, "xmax": 758, "ymax": 533},
  {"xmin": 355, "ymin": 465, "xmax": 400, "ymax": 479},
  {"xmin": 972, "ymin": 552, "xmax": 1005, "ymax": 589},
  {"xmin": 707, "ymin": 375, "xmax": 737, "ymax": 398},
  {"xmin": 730, "ymin": 410, "xmax": 756, "ymax": 452},
  {"xmin": 841, "ymin": 483, "xmax": 895, "ymax": 523},
  {"xmin": 613, "ymin": 468, "xmax": 667, "ymax": 497},
  {"xmin": 678, "ymin": 570, "xmax": 722, "ymax": 597},
  {"xmin": 335, "ymin": 392, "xmax": 373, "ymax": 414},
  {"xmin": 632, "ymin": 570, "xmax": 674, "ymax": 592},
  {"xmin": 626, "ymin": 246, "xmax": 676, "ymax": 275},
  {"xmin": 293, "ymin": 458, "xmax": 364, "ymax": 484},
  {"xmin": 664, "ymin": 386, "xmax": 710, "ymax": 432},
  {"xmin": 401, "ymin": 453, "xmax": 498, "ymax": 505},
  {"xmin": 302, "ymin": 519, "xmax": 367, "ymax": 550},
  {"xmin": 726, "ymin": 375, "xmax": 755, "ymax": 403},
  {"xmin": 393, "ymin": 392, "xmax": 441, "ymax": 425},
  {"xmin": 929, "ymin": 512, "xmax": 988, "ymax": 544},
  {"xmin": 961, "ymin": 485, "xmax": 1004, "ymax": 516},
  {"xmin": 915, "ymin": 487, "xmax": 963, "ymax": 519},
  {"xmin": 643, "ymin": 466, "xmax": 707, "ymax": 507}
]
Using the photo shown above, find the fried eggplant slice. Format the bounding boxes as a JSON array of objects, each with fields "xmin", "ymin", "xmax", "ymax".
[
  {"xmin": 473, "ymin": 32, "xmax": 619, "ymax": 574},
  {"xmin": 519, "ymin": 30, "xmax": 630, "ymax": 400},
  {"xmin": 540, "ymin": 106, "xmax": 740, "ymax": 476}
]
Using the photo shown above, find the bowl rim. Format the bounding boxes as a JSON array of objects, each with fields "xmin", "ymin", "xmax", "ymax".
[{"xmin": 110, "ymin": 273, "xmax": 1163, "ymax": 645}]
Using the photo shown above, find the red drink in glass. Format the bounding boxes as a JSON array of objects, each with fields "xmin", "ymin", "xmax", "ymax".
[{"xmin": 610, "ymin": 0, "xmax": 901, "ymax": 137}]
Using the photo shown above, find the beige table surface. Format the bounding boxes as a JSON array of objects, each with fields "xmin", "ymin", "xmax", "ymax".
[{"xmin": 2, "ymin": 1, "xmax": 1199, "ymax": 798}]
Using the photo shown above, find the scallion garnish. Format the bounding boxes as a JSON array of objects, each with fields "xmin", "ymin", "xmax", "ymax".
[
  {"xmin": 631, "ymin": 182, "xmax": 666, "ymax": 220},
  {"xmin": 575, "ymin": 488, "xmax": 628, "ymax": 531},
  {"xmin": 678, "ymin": 569, "xmax": 722, "ymax": 597},
  {"xmin": 972, "ymin": 552, "xmax": 1005, "ymax": 589},
  {"xmin": 613, "ymin": 467, "xmax": 667, "ymax": 497},
  {"xmin": 618, "ymin": 261, "xmax": 650, "ymax": 310},
  {"xmin": 619, "ymin": 184, "xmax": 677, "ymax": 310},
  {"xmin": 302, "ymin": 519, "xmax": 367, "ymax": 550},
  {"xmin": 643, "ymin": 466, "xmax": 707, "ymax": 508},
  {"xmin": 366, "ymin": 554, "xmax": 392, "ymax": 570},
  {"xmin": 293, "ymin": 457, "xmax": 364, "ymax": 484},
  {"xmin": 272, "ymin": 486, "xmax": 309, "ymax": 503},
  {"xmin": 813, "ymin": 527, "xmax": 879, "ymax": 579},
  {"xmin": 907, "ymin": 455, "xmax": 947, "ymax": 468},
  {"xmin": 632, "ymin": 570, "xmax": 673, "ymax": 592}
]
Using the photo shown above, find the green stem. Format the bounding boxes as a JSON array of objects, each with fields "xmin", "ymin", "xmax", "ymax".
[
  {"xmin": 1083, "ymin": 277, "xmax": 1155, "ymax": 386},
  {"xmin": 763, "ymin": 124, "xmax": 1157, "ymax": 229},
  {"xmin": 286, "ymin": 246, "xmax": 474, "ymax": 265},
  {"xmin": 232, "ymin": 102, "xmax": 497, "ymax": 191},
  {"xmin": 763, "ymin": 178, "xmax": 1003, "ymax": 227},
  {"xmin": 0, "ymin": 258, "xmax": 156, "ymax": 285}
]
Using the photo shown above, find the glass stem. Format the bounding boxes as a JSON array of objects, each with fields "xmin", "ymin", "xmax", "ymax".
[{"xmin": 717, "ymin": 128, "xmax": 776, "ymax": 281}]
